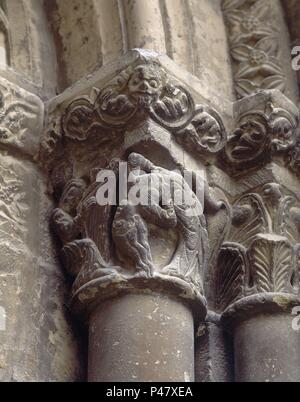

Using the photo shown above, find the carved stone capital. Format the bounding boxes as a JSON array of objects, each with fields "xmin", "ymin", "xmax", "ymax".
[
  {"xmin": 215, "ymin": 180, "xmax": 300, "ymax": 327},
  {"xmin": 40, "ymin": 50, "xmax": 236, "ymax": 323},
  {"xmin": 51, "ymin": 153, "xmax": 208, "ymax": 324},
  {"xmin": 41, "ymin": 50, "xmax": 300, "ymax": 332}
]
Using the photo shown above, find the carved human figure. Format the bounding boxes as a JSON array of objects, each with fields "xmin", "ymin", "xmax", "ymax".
[
  {"xmin": 51, "ymin": 178, "xmax": 87, "ymax": 244},
  {"xmin": 111, "ymin": 153, "xmax": 212, "ymax": 285}
]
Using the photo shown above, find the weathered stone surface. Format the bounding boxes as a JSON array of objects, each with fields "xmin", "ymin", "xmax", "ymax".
[
  {"xmin": 222, "ymin": 0, "xmax": 298, "ymax": 102},
  {"xmin": 1, "ymin": 0, "xmax": 300, "ymax": 383},
  {"xmin": 89, "ymin": 293, "xmax": 194, "ymax": 382},
  {"xmin": 0, "ymin": 76, "xmax": 43, "ymax": 156},
  {"xmin": 0, "ymin": 155, "xmax": 84, "ymax": 381},
  {"xmin": 234, "ymin": 313, "xmax": 300, "ymax": 382}
]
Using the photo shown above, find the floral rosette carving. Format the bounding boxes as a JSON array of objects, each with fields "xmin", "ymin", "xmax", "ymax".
[{"xmin": 222, "ymin": 0, "xmax": 286, "ymax": 98}]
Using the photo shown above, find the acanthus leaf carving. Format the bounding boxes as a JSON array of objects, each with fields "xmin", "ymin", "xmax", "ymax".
[
  {"xmin": 216, "ymin": 184, "xmax": 300, "ymax": 312},
  {"xmin": 248, "ymin": 234, "xmax": 293, "ymax": 293},
  {"xmin": 216, "ymin": 242, "xmax": 247, "ymax": 311},
  {"xmin": 230, "ymin": 193, "xmax": 269, "ymax": 248}
]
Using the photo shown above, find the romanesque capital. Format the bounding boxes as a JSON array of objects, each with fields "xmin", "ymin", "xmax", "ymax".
[{"xmin": 40, "ymin": 50, "xmax": 231, "ymax": 324}]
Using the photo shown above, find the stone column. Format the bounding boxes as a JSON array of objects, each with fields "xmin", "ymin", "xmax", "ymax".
[
  {"xmin": 229, "ymin": 305, "xmax": 300, "ymax": 382},
  {"xmin": 42, "ymin": 49, "xmax": 228, "ymax": 382},
  {"xmin": 88, "ymin": 293, "xmax": 195, "ymax": 382},
  {"xmin": 213, "ymin": 90, "xmax": 300, "ymax": 382}
]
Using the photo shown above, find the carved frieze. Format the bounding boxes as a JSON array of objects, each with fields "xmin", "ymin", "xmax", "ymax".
[
  {"xmin": 222, "ymin": 0, "xmax": 288, "ymax": 99},
  {"xmin": 63, "ymin": 63, "xmax": 226, "ymax": 154},
  {"xmin": 41, "ymin": 60, "xmax": 227, "ymax": 178}
]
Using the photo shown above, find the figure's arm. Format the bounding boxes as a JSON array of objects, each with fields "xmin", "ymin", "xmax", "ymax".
[
  {"xmin": 139, "ymin": 202, "xmax": 177, "ymax": 229},
  {"xmin": 203, "ymin": 179, "xmax": 225, "ymax": 215},
  {"xmin": 51, "ymin": 208, "xmax": 81, "ymax": 243}
]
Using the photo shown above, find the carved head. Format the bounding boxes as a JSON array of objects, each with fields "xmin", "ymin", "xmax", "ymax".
[
  {"xmin": 128, "ymin": 65, "xmax": 164, "ymax": 108},
  {"xmin": 59, "ymin": 179, "xmax": 87, "ymax": 215},
  {"xmin": 271, "ymin": 116, "xmax": 296, "ymax": 151},
  {"xmin": 228, "ymin": 119, "xmax": 267, "ymax": 161}
]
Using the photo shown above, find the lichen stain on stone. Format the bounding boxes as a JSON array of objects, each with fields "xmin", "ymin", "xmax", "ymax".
[{"xmin": 272, "ymin": 295, "xmax": 290, "ymax": 310}]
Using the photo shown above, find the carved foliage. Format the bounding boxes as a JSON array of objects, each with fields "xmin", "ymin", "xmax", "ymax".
[
  {"xmin": 216, "ymin": 186, "xmax": 300, "ymax": 311},
  {"xmin": 216, "ymin": 243, "xmax": 247, "ymax": 311},
  {"xmin": 222, "ymin": 0, "xmax": 286, "ymax": 98},
  {"xmin": 249, "ymin": 235, "xmax": 293, "ymax": 293},
  {"xmin": 62, "ymin": 63, "xmax": 227, "ymax": 154}
]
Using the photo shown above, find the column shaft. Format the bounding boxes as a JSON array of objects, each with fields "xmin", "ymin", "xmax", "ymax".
[
  {"xmin": 88, "ymin": 293, "xmax": 194, "ymax": 382},
  {"xmin": 234, "ymin": 314, "xmax": 300, "ymax": 382}
]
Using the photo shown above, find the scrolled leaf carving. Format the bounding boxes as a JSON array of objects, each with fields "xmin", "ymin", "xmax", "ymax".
[
  {"xmin": 63, "ymin": 96, "xmax": 102, "ymax": 141},
  {"xmin": 175, "ymin": 106, "xmax": 227, "ymax": 154},
  {"xmin": 230, "ymin": 193, "xmax": 269, "ymax": 247},
  {"xmin": 216, "ymin": 188, "xmax": 300, "ymax": 311},
  {"xmin": 59, "ymin": 62, "xmax": 226, "ymax": 155}
]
